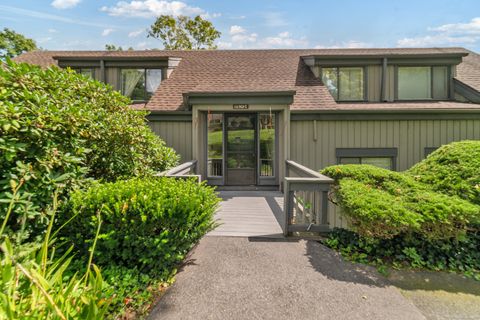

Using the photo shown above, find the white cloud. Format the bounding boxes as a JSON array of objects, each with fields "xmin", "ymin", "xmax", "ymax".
[
  {"xmin": 217, "ymin": 41, "xmax": 233, "ymax": 49},
  {"xmin": 102, "ymin": 28, "xmax": 114, "ymax": 36},
  {"xmin": 101, "ymin": 0, "xmax": 206, "ymax": 18},
  {"xmin": 48, "ymin": 28, "xmax": 58, "ymax": 33},
  {"xmin": 429, "ymin": 17, "xmax": 480, "ymax": 35},
  {"xmin": 224, "ymin": 25, "xmax": 257, "ymax": 47},
  {"xmin": 264, "ymin": 32, "xmax": 308, "ymax": 48},
  {"xmin": 51, "ymin": 0, "xmax": 81, "ymax": 9},
  {"xmin": 219, "ymin": 26, "xmax": 307, "ymax": 49},
  {"xmin": 314, "ymin": 40, "xmax": 372, "ymax": 49},
  {"xmin": 397, "ymin": 17, "xmax": 480, "ymax": 47},
  {"xmin": 397, "ymin": 34, "xmax": 477, "ymax": 47},
  {"xmin": 136, "ymin": 41, "xmax": 149, "ymax": 49},
  {"xmin": 229, "ymin": 25, "xmax": 246, "ymax": 35},
  {"xmin": 128, "ymin": 29, "xmax": 145, "ymax": 38}
]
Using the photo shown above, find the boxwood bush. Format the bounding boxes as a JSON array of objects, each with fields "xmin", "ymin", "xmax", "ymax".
[
  {"xmin": 0, "ymin": 60, "xmax": 178, "ymax": 240},
  {"xmin": 59, "ymin": 177, "xmax": 220, "ymax": 276},
  {"xmin": 322, "ymin": 164, "xmax": 480, "ymax": 239}
]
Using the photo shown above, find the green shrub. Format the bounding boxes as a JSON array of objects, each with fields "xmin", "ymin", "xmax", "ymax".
[
  {"xmin": 60, "ymin": 177, "xmax": 220, "ymax": 274},
  {"xmin": 0, "ymin": 60, "xmax": 178, "ymax": 240},
  {"xmin": 322, "ymin": 165, "xmax": 480, "ymax": 239},
  {"xmin": 325, "ymin": 228, "xmax": 480, "ymax": 280},
  {"xmin": 408, "ymin": 140, "xmax": 480, "ymax": 204}
]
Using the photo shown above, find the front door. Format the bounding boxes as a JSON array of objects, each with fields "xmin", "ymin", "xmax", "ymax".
[{"xmin": 225, "ymin": 114, "xmax": 256, "ymax": 185}]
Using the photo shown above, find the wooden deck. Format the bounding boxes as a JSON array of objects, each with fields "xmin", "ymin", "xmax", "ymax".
[{"xmin": 208, "ymin": 191, "xmax": 284, "ymax": 238}]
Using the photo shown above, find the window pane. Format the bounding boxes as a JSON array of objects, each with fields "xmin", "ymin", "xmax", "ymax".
[
  {"xmin": 339, "ymin": 157, "xmax": 361, "ymax": 165},
  {"xmin": 339, "ymin": 67, "xmax": 364, "ymax": 101},
  {"xmin": 146, "ymin": 69, "xmax": 162, "ymax": 99},
  {"xmin": 398, "ymin": 67, "xmax": 431, "ymax": 100},
  {"xmin": 259, "ymin": 113, "xmax": 275, "ymax": 176},
  {"xmin": 361, "ymin": 157, "xmax": 392, "ymax": 170},
  {"xmin": 207, "ymin": 114, "xmax": 223, "ymax": 177},
  {"xmin": 432, "ymin": 66, "xmax": 448, "ymax": 100},
  {"xmin": 322, "ymin": 67, "xmax": 338, "ymax": 100},
  {"xmin": 78, "ymin": 69, "xmax": 94, "ymax": 79},
  {"xmin": 121, "ymin": 69, "xmax": 145, "ymax": 101}
]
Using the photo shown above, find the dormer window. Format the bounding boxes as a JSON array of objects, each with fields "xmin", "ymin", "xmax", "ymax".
[
  {"xmin": 121, "ymin": 69, "xmax": 162, "ymax": 101},
  {"xmin": 398, "ymin": 67, "xmax": 431, "ymax": 100},
  {"xmin": 321, "ymin": 67, "xmax": 365, "ymax": 101},
  {"xmin": 74, "ymin": 68, "xmax": 95, "ymax": 79},
  {"xmin": 397, "ymin": 66, "xmax": 448, "ymax": 100}
]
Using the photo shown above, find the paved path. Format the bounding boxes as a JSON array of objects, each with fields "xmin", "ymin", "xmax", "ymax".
[
  {"xmin": 148, "ymin": 237, "xmax": 425, "ymax": 320},
  {"xmin": 208, "ymin": 191, "xmax": 284, "ymax": 238}
]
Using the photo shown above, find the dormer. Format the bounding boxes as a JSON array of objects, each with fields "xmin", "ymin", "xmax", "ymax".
[
  {"xmin": 54, "ymin": 55, "xmax": 181, "ymax": 102},
  {"xmin": 302, "ymin": 50, "xmax": 468, "ymax": 103}
]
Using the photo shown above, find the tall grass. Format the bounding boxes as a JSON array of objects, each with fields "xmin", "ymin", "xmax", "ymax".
[{"xmin": 0, "ymin": 183, "xmax": 110, "ymax": 319}]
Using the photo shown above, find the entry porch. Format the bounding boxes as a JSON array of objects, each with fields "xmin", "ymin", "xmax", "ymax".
[{"xmin": 159, "ymin": 159, "xmax": 334, "ymax": 237}]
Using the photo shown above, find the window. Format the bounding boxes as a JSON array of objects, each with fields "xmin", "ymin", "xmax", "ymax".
[
  {"xmin": 259, "ymin": 113, "xmax": 275, "ymax": 176},
  {"xmin": 207, "ymin": 113, "xmax": 223, "ymax": 178},
  {"xmin": 336, "ymin": 148, "xmax": 398, "ymax": 170},
  {"xmin": 424, "ymin": 147, "xmax": 438, "ymax": 158},
  {"xmin": 398, "ymin": 67, "xmax": 431, "ymax": 100},
  {"xmin": 397, "ymin": 66, "xmax": 448, "ymax": 100},
  {"xmin": 74, "ymin": 68, "xmax": 94, "ymax": 79},
  {"xmin": 322, "ymin": 67, "xmax": 364, "ymax": 101},
  {"xmin": 121, "ymin": 69, "xmax": 162, "ymax": 101}
]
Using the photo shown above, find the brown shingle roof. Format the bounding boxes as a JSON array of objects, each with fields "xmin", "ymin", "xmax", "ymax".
[
  {"xmin": 456, "ymin": 49, "xmax": 480, "ymax": 92},
  {"xmin": 14, "ymin": 47, "xmax": 479, "ymax": 111}
]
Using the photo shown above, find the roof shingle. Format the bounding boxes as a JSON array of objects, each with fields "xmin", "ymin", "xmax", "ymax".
[{"xmin": 14, "ymin": 47, "xmax": 480, "ymax": 111}]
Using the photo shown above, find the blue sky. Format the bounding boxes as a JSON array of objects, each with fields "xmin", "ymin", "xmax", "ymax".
[{"xmin": 1, "ymin": 0, "xmax": 480, "ymax": 51}]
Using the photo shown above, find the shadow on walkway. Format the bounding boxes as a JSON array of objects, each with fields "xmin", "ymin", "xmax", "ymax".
[{"xmin": 305, "ymin": 240, "xmax": 389, "ymax": 288}]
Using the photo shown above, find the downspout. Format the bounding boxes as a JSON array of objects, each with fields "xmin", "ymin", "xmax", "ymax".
[{"xmin": 380, "ymin": 57, "xmax": 388, "ymax": 102}]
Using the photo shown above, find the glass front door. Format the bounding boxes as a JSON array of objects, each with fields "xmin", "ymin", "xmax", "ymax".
[{"xmin": 225, "ymin": 114, "xmax": 256, "ymax": 185}]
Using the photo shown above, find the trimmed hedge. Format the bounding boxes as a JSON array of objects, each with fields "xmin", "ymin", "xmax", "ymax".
[
  {"xmin": 408, "ymin": 140, "xmax": 480, "ymax": 205},
  {"xmin": 322, "ymin": 164, "xmax": 480, "ymax": 239},
  {"xmin": 59, "ymin": 177, "xmax": 220, "ymax": 276}
]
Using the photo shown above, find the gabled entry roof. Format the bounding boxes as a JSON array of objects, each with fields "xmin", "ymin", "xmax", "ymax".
[{"xmin": 15, "ymin": 47, "xmax": 480, "ymax": 111}]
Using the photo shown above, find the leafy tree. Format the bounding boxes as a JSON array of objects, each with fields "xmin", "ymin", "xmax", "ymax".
[
  {"xmin": 148, "ymin": 15, "xmax": 221, "ymax": 50},
  {"xmin": 105, "ymin": 44, "xmax": 134, "ymax": 51},
  {"xmin": 0, "ymin": 28, "xmax": 37, "ymax": 59}
]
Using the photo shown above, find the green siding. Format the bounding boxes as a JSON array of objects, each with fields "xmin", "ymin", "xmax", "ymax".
[
  {"xmin": 367, "ymin": 65, "xmax": 382, "ymax": 101},
  {"xmin": 291, "ymin": 119, "xmax": 480, "ymax": 228},
  {"xmin": 148, "ymin": 121, "xmax": 193, "ymax": 161}
]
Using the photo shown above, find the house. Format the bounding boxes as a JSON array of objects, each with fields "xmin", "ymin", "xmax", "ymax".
[{"xmin": 16, "ymin": 48, "xmax": 480, "ymax": 189}]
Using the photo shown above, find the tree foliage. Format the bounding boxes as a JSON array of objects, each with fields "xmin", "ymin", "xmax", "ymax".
[
  {"xmin": 148, "ymin": 15, "xmax": 221, "ymax": 50},
  {"xmin": 105, "ymin": 44, "xmax": 134, "ymax": 51},
  {"xmin": 0, "ymin": 60, "xmax": 178, "ymax": 241},
  {"xmin": 0, "ymin": 28, "xmax": 37, "ymax": 59}
]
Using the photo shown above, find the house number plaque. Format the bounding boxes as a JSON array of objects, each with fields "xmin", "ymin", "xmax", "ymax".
[{"xmin": 233, "ymin": 104, "xmax": 249, "ymax": 109}]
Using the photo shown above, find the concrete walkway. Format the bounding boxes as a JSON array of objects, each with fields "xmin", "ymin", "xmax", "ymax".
[
  {"xmin": 148, "ymin": 237, "xmax": 425, "ymax": 320},
  {"xmin": 208, "ymin": 191, "xmax": 284, "ymax": 238}
]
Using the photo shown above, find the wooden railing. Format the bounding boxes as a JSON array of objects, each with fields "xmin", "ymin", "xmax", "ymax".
[
  {"xmin": 283, "ymin": 160, "xmax": 334, "ymax": 236},
  {"xmin": 156, "ymin": 160, "xmax": 201, "ymax": 182}
]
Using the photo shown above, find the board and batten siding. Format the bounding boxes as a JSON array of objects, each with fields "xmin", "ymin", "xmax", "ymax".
[
  {"xmin": 148, "ymin": 121, "xmax": 193, "ymax": 162},
  {"xmin": 290, "ymin": 119, "xmax": 480, "ymax": 228}
]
